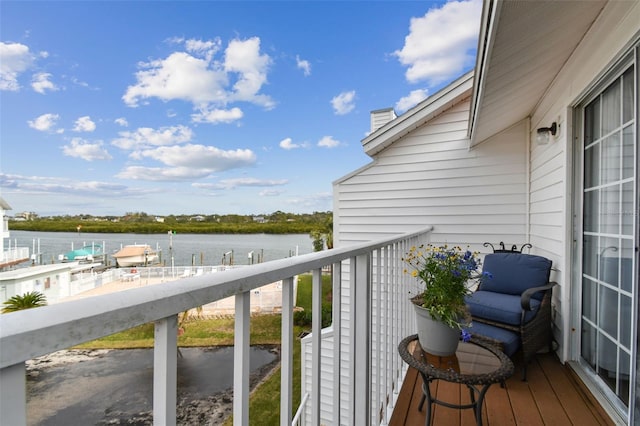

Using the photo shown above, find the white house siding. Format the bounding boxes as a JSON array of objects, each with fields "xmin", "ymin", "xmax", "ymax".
[
  {"xmin": 326, "ymin": 94, "xmax": 529, "ymax": 424},
  {"xmin": 301, "ymin": 328, "xmax": 336, "ymax": 425},
  {"xmin": 528, "ymin": 0, "xmax": 640, "ymax": 362},
  {"xmin": 335, "ymin": 99, "xmax": 528, "ymax": 250}
]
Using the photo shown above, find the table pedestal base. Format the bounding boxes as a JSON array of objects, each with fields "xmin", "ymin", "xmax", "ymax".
[{"xmin": 418, "ymin": 374, "xmax": 493, "ymax": 426}]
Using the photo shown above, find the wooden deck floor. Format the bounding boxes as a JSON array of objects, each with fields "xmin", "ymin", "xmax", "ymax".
[{"xmin": 389, "ymin": 352, "xmax": 615, "ymax": 425}]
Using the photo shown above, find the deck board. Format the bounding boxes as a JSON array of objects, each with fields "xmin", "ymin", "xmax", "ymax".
[{"xmin": 389, "ymin": 352, "xmax": 615, "ymax": 426}]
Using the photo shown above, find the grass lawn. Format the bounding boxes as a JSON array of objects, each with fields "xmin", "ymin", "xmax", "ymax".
[{"xmin": 74, "ymin": 272, "xmax": 333, "ymax": 424}]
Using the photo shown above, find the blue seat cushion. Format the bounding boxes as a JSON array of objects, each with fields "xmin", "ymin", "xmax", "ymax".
[
  {"xmin": 465, "ymin": 290, "xmax": 540, "ymax": 326},
  {"xmin": 465, "ymin": 321, "xmax": 520, "ymax": 356},
  {"xmin": 480, "ymin": 253, "xmax": 552, "ymax": 300}
]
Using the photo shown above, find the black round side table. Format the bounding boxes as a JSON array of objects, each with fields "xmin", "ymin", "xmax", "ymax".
[{"xmin": 398, "ymin": 334, "xmax": 514, "ymax": 426}]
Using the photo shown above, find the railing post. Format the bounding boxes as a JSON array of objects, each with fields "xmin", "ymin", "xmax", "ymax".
[
  {"xmin": 332, "ymin": 261, "xmax": 342, "ymax": 425},
  {"xmin": 311, "ymin": 268, "xmax": 322, "ymax": 426},
  {"xmin": 280, "ymin": 277, "xmax": 294, "ymax": 426},
  {"xmin": 234, "ymin": 291, "xmax": 250, "ymax": 426},
  {"xmin": 353, "ymin": 253, "xmax": 371, "ymax": 425},
  {"xmin": 0, "ymin": 363, "xmax": 26, "ymax": 425},
  {"xmin": 154, "ymin": 315, "xmax": 178, "ymax": 426}
]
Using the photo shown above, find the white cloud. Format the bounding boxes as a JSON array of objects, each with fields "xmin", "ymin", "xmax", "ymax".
[
  {"xmin": 192, "ymin": 107, "xmax": 243, "ymax": 124},
  {"xmin": 279, "ymin": 137, "xmax": 309, "ymax": 150},
  {"xmin": 0, "ymin": 175, "xmax": 168, "ymax": 215},
  {"xmin": 112, "ymin": 125, "xmax": 193, "ymax": 150},
  {"xmin": 137, "ymin": 144, "xmax": 256, "ymax": 171},
  {"xmin": 0, "ymin": 172, "xmax": 130, "ymax": 195},
  {"xmin": 224, "ymin": 37, "xmax": 274, "ymax": 107},
  {"xmin": 62, "ymin": 137, "xmax": 112, "ymax": 161},
  {"xmin": 396, "ymin": 89, "xmax": 429, "ymax": 112},
  {"xmin": 394, "ymin": 0, "xmax": 482, "ymax": 85},
  {"xmin": 331, "ymin": 90, "xmax": 356, "ymax": 115},
  {"xmin": 116, "ymin": 165, "xmax": 213, "ymax": 181},
  {"xmin": 184, "ymin": 38, "xmax": 222, "ymax": 61},
  {"xmin": 122, "ymin": 51, "xmax": 227, "ymax": 107},
  {"xmin": 285, "ymin": 191, "xmax": 332, "ymax": 209},
  {"xmin": 260, "ymin": 189, "xmax": 285, "ymax": 197},
  {"xmin": 115, "ymin": 142, "xmax": 257, "ymax": 183},
  {"xmin": 0, "ymin": 42, "xmax": 34, "ymax": 91},
  {"xmin": 115, "ymin": 117, "xmax": 128, "ymax": 127},
  {"xmin": 28, "ymin": 113, "xmax": 62, "ymax": 133},
  {"xmin": 123, "ymin": 37, "xmax": 274, "ymax": 110},
  {"xmin": 71, "ymin": 77, "xmax": 90, "ymax": 88},
  {"xmin": 31, "ymin": 72, "xmax": 58, "ymax": 94},
  {"xmin": 73, "ymin": 116, "xmax": 96, "ymax": 132},
  {"xmin": 195, "ymin": 177, "xmax": 288, "ymax": 190},
  {"xmin": 296, "ymin": 55, "xmax": 311, "ymax": 76},
  {"xmin": 317, "ymin": 136, "xmax": 340, "ymax": 148}
]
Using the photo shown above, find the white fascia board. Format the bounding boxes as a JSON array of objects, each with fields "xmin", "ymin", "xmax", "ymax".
[
  {"xmin": 468, "ymin": 0, "xmax": 502, "ymax": 146},
  {"xmin": 361, "ymin": 71, "xmax": 474, "ymax": 157}
]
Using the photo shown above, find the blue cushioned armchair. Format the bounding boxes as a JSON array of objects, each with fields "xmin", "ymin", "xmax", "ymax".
[{"xmin": 465, "ymin": 251, "xmax": 556, "ymax": 380}]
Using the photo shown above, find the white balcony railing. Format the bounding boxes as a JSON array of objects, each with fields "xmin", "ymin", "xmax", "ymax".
[
  {"xmin": 0, "ymin": 247, "xmax": 30, "ymax": 265},
  {"xmin": 0, "ymin": 227, "xmax": 432, "ymax": 426}
]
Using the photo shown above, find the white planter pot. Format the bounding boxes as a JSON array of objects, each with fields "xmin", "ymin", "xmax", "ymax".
[{"xmin": 413, "ymin": 303, "xmax": 460, "ymax": 356}]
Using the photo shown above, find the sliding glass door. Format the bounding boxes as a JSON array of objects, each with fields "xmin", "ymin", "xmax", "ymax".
[{"xmin": 578, "ymin": 56, "xmax": 638, "ymax": 421}]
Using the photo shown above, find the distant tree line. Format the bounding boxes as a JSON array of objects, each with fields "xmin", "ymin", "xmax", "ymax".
[{"xmin": 9, "ymin": 210, "xmax": 333, "ymax": 235}]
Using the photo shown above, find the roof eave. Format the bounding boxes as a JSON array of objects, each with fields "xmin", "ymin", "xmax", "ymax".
[{"xmin": 362, "ymin": 70, "xmax": 474, "ymax": 157}]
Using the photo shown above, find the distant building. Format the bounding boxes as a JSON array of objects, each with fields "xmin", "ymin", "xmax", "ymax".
[
  {"xmin": 0, "ymin": 197, "xmax": 30, "ymax": 270},
  {"xmin": 15, "ymin": 211, "xmax": 37, "ymax": 220}
]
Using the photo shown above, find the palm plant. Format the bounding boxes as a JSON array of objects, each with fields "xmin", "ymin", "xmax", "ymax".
[
  {"xmin": 2, "ymin": 291, "xmax": 48, "ymax": 313},
  {"xmin": 310, "ymin": 217, "xmax": 333, "ymax": 251}
]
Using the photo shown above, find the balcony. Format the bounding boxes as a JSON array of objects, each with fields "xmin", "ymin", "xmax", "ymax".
[{"xmin": 0, "ymin": 227, "xmax": 612, "ymax": 425}]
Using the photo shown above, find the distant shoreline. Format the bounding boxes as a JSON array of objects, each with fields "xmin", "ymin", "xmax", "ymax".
[{"xmin": 9, "ymin": 222, "xmax": 317, "ymax": 235}]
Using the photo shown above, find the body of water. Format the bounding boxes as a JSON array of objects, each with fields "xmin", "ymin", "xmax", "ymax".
[
  {"xmin": 27, "ymin": 346, "xmax": 279, "ymax": 425},
  {"xmin": 6, "ymin": 230, "xmax": 313, "ymax": 267}
]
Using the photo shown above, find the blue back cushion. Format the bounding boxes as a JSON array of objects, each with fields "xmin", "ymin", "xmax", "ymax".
[{"xmin": 480, "ymin": 253, "xmax": 552, "ymax": 299}]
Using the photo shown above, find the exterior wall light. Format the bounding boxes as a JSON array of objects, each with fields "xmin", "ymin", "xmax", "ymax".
[{"xmin": 536, "ymin": 122, "xmax": 557, "ymax": 145}]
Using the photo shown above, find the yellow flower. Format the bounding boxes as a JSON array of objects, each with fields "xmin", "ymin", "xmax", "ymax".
[{"xmin": 411, "ymin": 270, "xmax": 418, "ymax": 277}]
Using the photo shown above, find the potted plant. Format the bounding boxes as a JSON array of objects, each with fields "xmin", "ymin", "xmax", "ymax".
[{"xmin": 403, "ymin": 244, "xmax": 482, "ymax": 356}]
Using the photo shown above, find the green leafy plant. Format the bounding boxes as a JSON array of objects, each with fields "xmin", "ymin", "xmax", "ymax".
[
  {"xmin": 2, "ymin": 291, "xmax": 48, "ymax": 313},
  {"xmin": 403, "ymin": 244, "xmax": 482, "ymax": 329}
]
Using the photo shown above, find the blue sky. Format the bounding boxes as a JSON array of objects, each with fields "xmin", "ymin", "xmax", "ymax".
[{"xmin": 1, "ymin": 0, "xmax": 482, "ymax": 216}]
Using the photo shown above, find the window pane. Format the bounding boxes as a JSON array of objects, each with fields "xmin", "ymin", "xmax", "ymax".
[
  {"xmin": 622, "ymin": 182, "xmax": 634, "ymax": 236},
  {"xmin": 599, "ymin": 240, "xmax": 620, "ymax": 288},
  {"xmin": 602, "ymin": 133, "xmax": 621, "ymax": 184},
  {"xmin": 582, "ymin": 277, "xmax": 597, "ymax": 322},
  {"xmin": 585, "ymin": 98, "xmax": 601, "ymax": 144},
  {"xmin": 583, "ymin": 235, "xmax": 598, "ymax": 278},
  {"xmin": 582, "ymin": 319, "xmax": 597, "ymax": 369},
  {"xmin": 585, "ymin": 143, "xmax": 600, "ymax": 189},
  {"xmin": 584, "ymin": 189, "xmax": 599, "ymax": 232},
  {"xmin": 600, "ymin": 286, "xmax": 618, "ymax": 339},
  {"xmin": 597, "ymin": 332, "xmax": 618, "ymax": 393},
  {"xmin": 621, "ymin": 240, "xmax": 634, "ymax": 293},
  {"xmin": 602, "ymin": 79, "xmax": 621, "ymax": 134},
  {"xmin": 621, "ymin": 295, "xmax": 632, "ymax": 349},
  {"xmin": 622, "ymin": 125, "xmax": 634, "ymax": 180},
  {"xmin": 619, "ymin": 350, "xmax": 631, "ymax": 403},
  {"xmin": 601, "ymin": 185, "xmax": 620, "ymax": 235},
  {"xmin": 622, "ymin": 67, "xmax": 633, "ymax": 123}
]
